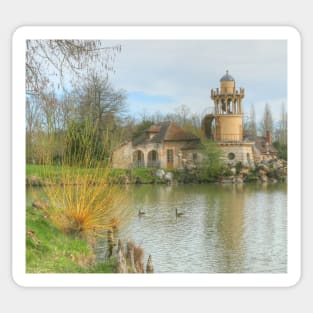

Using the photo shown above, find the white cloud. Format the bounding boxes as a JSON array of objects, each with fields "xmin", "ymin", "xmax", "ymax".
[{"xmin": 106, "ymin": 40, "xmax": 287, "ymax": 121}]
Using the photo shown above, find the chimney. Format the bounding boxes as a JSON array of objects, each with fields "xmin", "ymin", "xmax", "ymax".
[{"xmin": 266, "ymin": 130, "xmax": 272, "ymax": 145}]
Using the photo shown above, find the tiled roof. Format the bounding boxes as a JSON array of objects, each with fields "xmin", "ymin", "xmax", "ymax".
[
  {"xmin": 146, "ymin": 125, "xmax": 162, "ymax": 133},
  {"xmin": 132, "ymin": 121, "xmax": 200, "ymax": 147}
]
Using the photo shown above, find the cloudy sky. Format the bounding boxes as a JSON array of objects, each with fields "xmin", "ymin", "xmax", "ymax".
[{"xmin": 106, "ymin": 40, "xmax": 287, "ymax": 123}]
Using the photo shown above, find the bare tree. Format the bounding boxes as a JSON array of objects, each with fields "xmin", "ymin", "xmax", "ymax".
[
  {"xmin": 260, "ymin": 103, "xmax": 274, "ymax": 137},
  {"xmin": 77, "ymin": 72, "xmax": 126, "ymax": 129},
  {"xmin": 26, "ymin": 40, "xmax": 121, "ymax": 95},
  {"xmin": 244, "ymin": 103, "xmax": 257, "ymax": 139},
  {"xmin": 25, "ymin": 40, "xmax": 124, "ymax": 164},
  {"xmin": 174, "ymin": 104, "xmax": 191, "ymax": 126},
  {"xmin": 67, "ymin": 72, "xmax": 128, "ymax": 160},
  {"xmin": 275, "ymin": 102, "xmax": 287, "ymax": 145},
  {"xmin": 26, "ymin": 97, "xmax": 41, "ymax": 163}
]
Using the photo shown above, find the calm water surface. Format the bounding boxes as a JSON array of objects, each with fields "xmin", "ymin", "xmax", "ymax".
[{"xmin": 96, "ymin": 183, "xmax": 287, "ymax": 273}]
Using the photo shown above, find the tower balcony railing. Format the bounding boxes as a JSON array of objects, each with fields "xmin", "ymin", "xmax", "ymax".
[{"xmin": 211, "ymin": 88, "xmax": 245, "ymax": 97}]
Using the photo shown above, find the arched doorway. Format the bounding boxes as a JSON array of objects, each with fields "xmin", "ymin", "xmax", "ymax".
[
  {"xmin": 147, "ymin": 150, "xmax": 160, "ymax": 168},
  {"xmin": 133, "ymin": 150, "xmax": 145, "ymax": 168}
]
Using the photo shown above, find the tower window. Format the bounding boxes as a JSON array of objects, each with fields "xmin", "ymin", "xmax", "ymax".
[{"xmin": 228, "ymin": 152, "xmax": 235, "ymax": 160}]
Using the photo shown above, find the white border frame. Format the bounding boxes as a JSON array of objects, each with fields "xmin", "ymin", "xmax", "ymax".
[{"xmin": 12, "ymin": 26, "xmax": 301, "ymax": 287}]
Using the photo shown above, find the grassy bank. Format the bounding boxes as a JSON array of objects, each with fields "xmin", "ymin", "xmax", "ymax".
[
  {"xmin": 26, "ymin": 164, "xmax": 167, "ymax": 185},
  {"xmin": 26, "ymin": 205, "xmax": 114, "ymax": 273}
]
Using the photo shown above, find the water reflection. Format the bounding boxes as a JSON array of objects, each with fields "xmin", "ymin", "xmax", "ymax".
[
  {"xmin": 96, "ymin": 183, "xmax": 287, "ymax": 273},
  {"xmin": 27, "ymin": 183, "xmax": 287, "ymax": 273}
]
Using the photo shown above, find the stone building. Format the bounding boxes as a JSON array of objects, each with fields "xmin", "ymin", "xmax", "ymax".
[
  {"xmin": 112, "ymin": 121, "xmax": 202, "ymax": 169},
  {"xmin": 113, "ymin": 71, "xmax": 278, "ymax": 170},
  {"xmin": 202, "ymin": 71, "xmax": 277, "ymax": 166}
]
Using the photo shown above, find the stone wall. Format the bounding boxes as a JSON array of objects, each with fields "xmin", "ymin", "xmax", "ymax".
[
  {"xmin": 112, "ymin": 139, "xmax": 256, "ymax": 170},
  {"xmin": 112, "ymin": 142, "xmax": 133, "ymax": 169},
  {"xmin": 112, "ymin": 140, "xmax": 202, "ymax": 169},
  {"xmin": 215, "ymin": 115, "xmax": 243, "ymax": 142},
  {"xmin": 219, "ymin": 142, "xmax": 255, "ymax": 167}
]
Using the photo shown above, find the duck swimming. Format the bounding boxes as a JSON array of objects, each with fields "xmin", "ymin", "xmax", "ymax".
[
  {"xmin": 175, "ymin": 208, "xmax": 184, "ymax": 217},
  {"xmin": 138, "ymin": 208, "xmax": 146, "ymax": 216}
]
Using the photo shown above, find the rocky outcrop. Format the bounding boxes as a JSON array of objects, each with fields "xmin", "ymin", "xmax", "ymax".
[{"xmin": 245, "ymin": 159, "xmax": 287, "ymax": 183}]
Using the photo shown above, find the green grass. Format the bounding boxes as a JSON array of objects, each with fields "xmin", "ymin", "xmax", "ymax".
[
  {"xmin": 26, "ymin": 205, "xmax": 114, "ymax": 273},
  {"xmin": 27, "ymin": 164, "xmax": 166, "ymax": 184},
  {"xmin": 26, "ymin": 164, "xmax": 103, "ymax": 179}
]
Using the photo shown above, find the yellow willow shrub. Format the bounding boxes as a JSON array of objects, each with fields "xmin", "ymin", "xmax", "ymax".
[
  {"xmin": 30, "ymin": 117, "xmax": 130, "ymax": 238},
  {"xmin": 41, "ymin": 164, "xmax": 129, "ymax": 238}
]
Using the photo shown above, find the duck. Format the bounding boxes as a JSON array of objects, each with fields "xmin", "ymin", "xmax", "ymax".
[
  {"xmin": 175, "ymin": 208, "xmax": 184, "ymax": 217},
  {"xmin": 138, "ymin": 208, "xmax": 146, "ymax": 216}
]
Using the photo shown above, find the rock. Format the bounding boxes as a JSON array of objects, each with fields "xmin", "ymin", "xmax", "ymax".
[
  {"xmin": 32, "ymin": 199, "xmax": 50, "ymax": 210},
  {"xmin": 230, "ymin": 168, "xmax": 236, "ymax": 175},
  {"xmin": 146, "ymin": 255, "xmax": 154, "ymax": 273},
  {"xmin": 184, "ymin": 160, "xmax": 196, "ymax": 170},
  {"xmin": 281, "ymin": 167, "xmax": 288, "ymax": 176},
  {"xmin": 155, "ymin": 169, "xmax": 165, "ymax": 179},
  {"xmin": 134, "ymin": 176, "xmax": 142, "ymax": 184},
  {"xmin": 219, "ymin": 176, "xmax": 234, "ymax": 184},
  {"xmin": 227, "ymin": 160, "xmax": 235, "ymax": 167},
  {"xmin": 27, "ymin": 176, "xmax": 43, "ymax": 186},
  {"xmin": 270, "ymin": 178, "xmax": 278, "ymax": 183},
  {"xmin": 164, "ymin": 172, "xmax": 173, "ymax": 183},
  {"xmin": 234, "ymin": 176, "xmax": 243, "ymax": 184},
  {"xmin": 258, "ymin": 164, "xmax": 269, "ymax": 173},
  {"xmin": 261, "ymin": 159, "xmax": 270, "ymax": 165},
  {"xmin": 259, "ymin": 174, "xmax": 268, "ymax": 183},
  {"xmin": 27, "ymin": 230, "xmax": 40, "ymax": 246},
  {"xmin": 119, "ymin": 174, "xmax": 130, "ymax": 184},
  {"xmin": 273, "ymin": 160, "xmax": 283, "ymax": 169}
]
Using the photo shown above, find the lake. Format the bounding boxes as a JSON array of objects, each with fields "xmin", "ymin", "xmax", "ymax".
[{"xmin": 95, "ymin": 183, "xmax": 287, "ymax": 273}]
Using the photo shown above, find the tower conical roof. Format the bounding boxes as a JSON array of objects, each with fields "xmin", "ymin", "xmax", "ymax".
[{"xmin": 220, "ymin": 70, "xmax": 235, "ymax": 81}]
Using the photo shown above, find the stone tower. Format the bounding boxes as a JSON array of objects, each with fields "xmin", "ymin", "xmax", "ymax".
[
  {"xmin": 202, "ymin": 71, "xmax": 255, "ymax": 166},
  {"xmin": 208, "ymin": 70, "xmax": 245, "ymax": 142}
]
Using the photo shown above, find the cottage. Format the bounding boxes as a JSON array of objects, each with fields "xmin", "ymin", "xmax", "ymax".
[
  {"xmin": 113, "ymin": 71, "xmax": 279, "ymax": 170},
  {"xmin": 112, "ymin": 121, "xmax": 202, "ymax": 169}
]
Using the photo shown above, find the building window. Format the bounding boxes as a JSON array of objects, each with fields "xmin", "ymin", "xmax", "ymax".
[
  {"xmin": 167, "ymin": 149, "xmax": 174, "ymax": 169},
  {"xmin": 167, "ymin": 150, "xmax": 173, "ymax": 162},
  {"xmin": 228, "ymin": 152, "xmax": 235, "ymax": 160},
  {"xmin": 147, "ymin": 150, "xmax": 160, "ymax": 168},
  {"xmin": 133, "ymin": 150, "xmax": 145, "ymax": 167}
]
